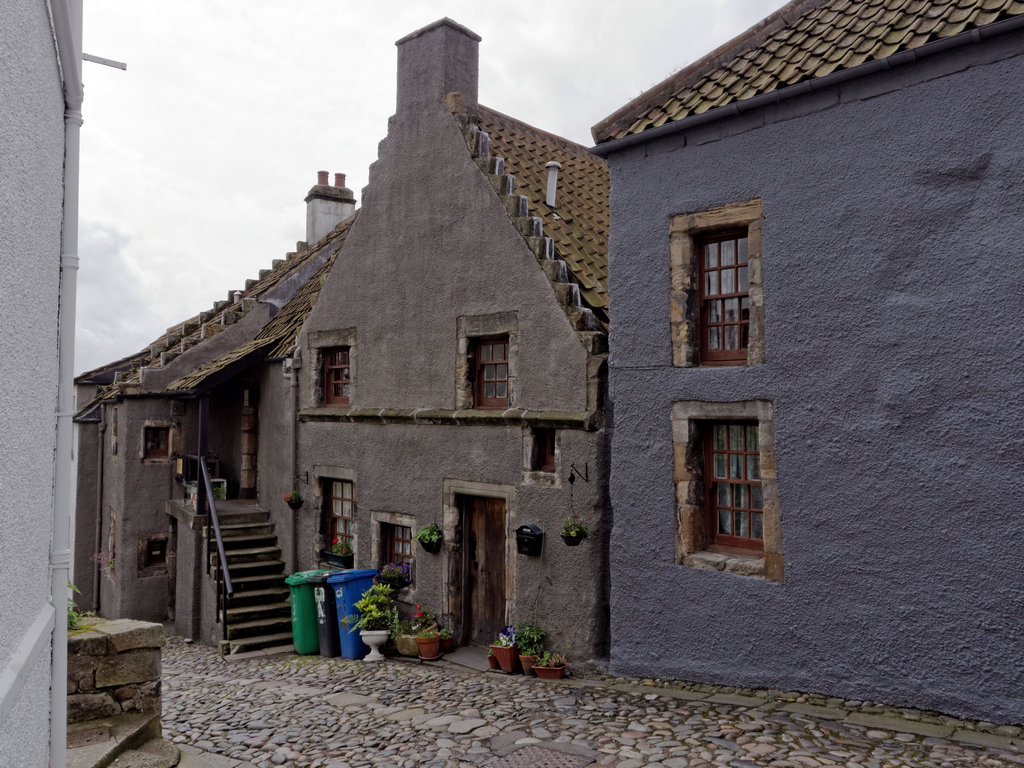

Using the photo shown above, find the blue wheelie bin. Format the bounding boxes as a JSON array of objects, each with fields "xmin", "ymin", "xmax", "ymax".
[{"xmin": 327, "ymin": 569, "xmax": 378, "ymax": 659}]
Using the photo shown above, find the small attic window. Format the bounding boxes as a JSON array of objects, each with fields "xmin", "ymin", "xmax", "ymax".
[{"xmin": 144, "ymin": 427, "xmax": 169, "ymax": 459}]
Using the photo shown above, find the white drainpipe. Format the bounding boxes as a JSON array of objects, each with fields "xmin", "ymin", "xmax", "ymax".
[{"xmin": 50, "ymin": 2, "xmax": 84, "ymax": 766}]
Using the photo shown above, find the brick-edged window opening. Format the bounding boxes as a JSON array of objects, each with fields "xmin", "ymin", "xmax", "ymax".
[
  {"xmin": 143, "ymin": 538, "xmax": 168, "ymax": 567},
  {"xmin": 669, "ymin": 199, "xmax": 764, "ymax": 368},
  {"xmin": 706, "ymin": 423, "xmax": 763, "ymax": 551},
  {"xmin": 324, "ymin": 347, "xmax": 352, "ymax": 406},
  {"xmin": 700, "ymin": 232, "xmax": 750, "ymax": 364},
  {"xmin": 474, "ymin": 336, "xmax": 509, "ymax": 409},
  {"xmin": 532, "ymin": 428, "xmax": 556, "ymax": 472},
  {"xmin": 328, "ymin": 479, "xmax": 356, "ymax": 548},
  {"xmin": 382, "ymin": 523, "xmax": 413, "ymax": 568},
  {"xmin": 143, "ymin": 427, "xmax": 169, "ymax": 459}
]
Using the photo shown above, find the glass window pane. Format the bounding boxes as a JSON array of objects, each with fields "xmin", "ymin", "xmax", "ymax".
[
  {"xmin": 496, "ymin": 382, "xmax": 507, "ymax": 398},
  {"xmin": 496, "ymin": 363, "xmax": 507, "ymax": 380},
  {"xmin": 708, "ymin": 299, "xmax": 721, "ymax": 323},
  {"xmin": 342, "ymin": 383, "xmax": 351, "ymax": 397},
  {"xmin": 738, "ymin": 237, "xmax": 748, "ymax": 264},
  {"xmin": 705, "ymin": 242, "xmax": 718, "ymax": 268},
  {"xmin": 733, "ymin": 483, "xmax": 747, "ymax": 508},
  {"xmin": 729, "ymin": 454, "xmax": 743, "ymax": 479},
  {"xmin": 484, "ymin": 383, "xmax": 494, "ymax": 398},
  {"xmin": 714, "ymin": 425, "xmax": 727, "ymax": 450},
  {"xmin": 729, "ymin": 425, "xmax": 744, "ymax": 449},
  {"xmin": 717, "ymin": 483, "xmax": 729, "ymax": 505},
  {"xmin": 725, "ymin": 325, "xmax": 739, "ymax": 350},
  {"xmin": 714, "ymin": 453, "xmax": 727, "ymax": 479},
  {"xmin": 724, "ymin": 298, "xmax": 739, "ymax": 321},
  {"xmin": 332, "ymin": 500, "xmax": 342, "ymax": 517},
  {"xmin": 344, "ymin": 521, "xmax": 354, "ymax": 536},
  {"xmin": 480, "ymin": 344, "xmax": 491, "ymax": 362},
  {"xmin": 751, "ymin": 485, "xmax": 763, "ymax": 509},
  {"xmin": 734, "ymin": 510, "xmax": 747, "ymax": 537},
  {"xmin": 708, "ymin": 327, "xmax": 720, "ymax": 350},
  {"xmin": 705, "ymin": 271, "xmax": 717, "ymax": 296},
  {"xmin": 499, "ymin": 343, "xmax": 508, "ymax": 359},
  {"xmin": 751, "ymin": 512, "xmax": 763, "ymax": 540},
  {"xmin": 747, "ymin": 454, "xmax": 761, "ymax": 480},
  {"xmin": 738, "ymin": 266, "xmax": 749, "ymax": 292},
  {"xmin": 721, "ymin": 240, "xmax": 735, "ymax": 266},
  {"xmin": 746, "ymin": 425, "xmax": 758, "ymax": 451},
  {"xmin": 721, "ymin": 268, "xmax": 735, "ymax": 294},
  {"xmin": 342, "ymin": 500, "xmax": 352, "ymax": 516},
  {"xmin": 718, "ymin": 509, "xmax": 730, "ymax": 535}
]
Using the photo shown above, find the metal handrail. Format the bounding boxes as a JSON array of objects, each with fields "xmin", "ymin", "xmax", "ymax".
[{"xmin": 191, "ymin": 455, "xmax": 233, "ymax": 635}]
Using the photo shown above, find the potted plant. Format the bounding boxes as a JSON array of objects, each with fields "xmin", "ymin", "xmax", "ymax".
[
  {"xmin": 415, "ymin": 522, "xmax": 443, "ymax": 554},
  {"xmin": 344, "ymin": 583, "xmax": 396, "ymax": 662},
  {"xmin": 377, "ymin": 561, "xmax": 410, "ymax": 591},
  {"xmin": 560, "ymin": 512, "xmax": 588, "ymax": 546},
  {"xmin": 486, "ymin": 647, "xmax": 500, "ymax": 670},
  {"xmin": 322, "ymin": 537, "xmax": 354, "ymax": 569},
  {"xmin": 515, "ymin": 621, "xmax": 545, "ymax": 676},
  {"xmin": 387, "ymin": 612, "xmax": 420, "ymax": 657},
  {"xmin": 439, "ymin": 627, "xmax": 455, "ymax": 653},
  {"xmin": 488, "ymin": 625, "xmax": 519, "ymax": 673},
  {"xmin": 532, "ymin": 651, "xmax": 567, "ymax": 679},
  {"xmin": 415, "ymin": 627, "xmax": 442, "ymax": 659},
  {"xmin": 283, "ymin": 491, "xmax": 303, "ymax": 510}
]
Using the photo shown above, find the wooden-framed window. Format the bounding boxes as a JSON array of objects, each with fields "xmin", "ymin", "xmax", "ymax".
[
  {"xmin": 531, "ymin": 428, "xmax": 556, "ymax": 472},
  {"xmin": 705, "ymin": 423, "xmax": 763, "ymax": 552},
  {"xmin": 699, "ymin": 232, "xmax": 750, "ymax": 365},
  {"xmin": 382, "ymin": 522, "xmax": 413, "ymax": 568},
  {"xmin": 143, "ymin": 427, "xmax": 169, "ymax": 459},
  {"xmin": 323, "ymin": 347, "xmax": 351, "ymax": 406},
  {"xmin": 327, "ymin": 479, "xmax": 356, "ymax": 547},
  {"xmin": 473, "ymin": 336, "xmax": 509, "ymax": 409}
]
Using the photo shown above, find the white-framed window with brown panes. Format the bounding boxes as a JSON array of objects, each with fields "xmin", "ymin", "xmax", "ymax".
[
  {"xmin": 671, "ymin": 400, "xmax": 783, "ymax": 582},
  {"xmin": 669, "ymin": 199, "xmax": 764, "ymax": 367}
]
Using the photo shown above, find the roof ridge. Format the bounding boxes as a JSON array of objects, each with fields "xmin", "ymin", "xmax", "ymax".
[{"xmin": 477, "ymin": 104, "xmax": 594, "ymax": 156}]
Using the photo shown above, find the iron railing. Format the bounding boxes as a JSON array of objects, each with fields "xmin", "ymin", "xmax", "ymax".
[{"xmin": 189, "ymin": 454, "xmax": 233, "ymax": 636}]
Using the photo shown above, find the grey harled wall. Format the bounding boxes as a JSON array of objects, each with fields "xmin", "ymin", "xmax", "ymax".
[{"xmin": 605, "ymin": 31, "xmax": 1024, "ymax": 721}]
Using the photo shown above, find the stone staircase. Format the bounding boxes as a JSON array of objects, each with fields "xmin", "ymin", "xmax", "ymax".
[{"xmin": 206, "ymin": 507, "xmax": 293, "ymax": 656}]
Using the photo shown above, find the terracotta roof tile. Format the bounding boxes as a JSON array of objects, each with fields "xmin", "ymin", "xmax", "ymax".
[{"xmin": 594, "ymin": 0, "xmax": 1024, "ymax": 143}]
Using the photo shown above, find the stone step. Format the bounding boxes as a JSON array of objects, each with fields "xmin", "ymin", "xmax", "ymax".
[
  {"xmin": 227, "ymin": 586, "xmax": 289, "ymax": 606},
  {"xmin": 66, "ymin": 712, "xmax": 161, "ymax": 768},
  {"xmin": 228, "ymin": 569, "xmax": 288, "ymax": 590},
  {"xmin": 226, "ymin": 615, "xmax": 292, "ymax": 641},
  {"xmin": 223, "ymin": 632, "xmax": 295, "ymax": 657},
  {"xmin": 219, "ymin": 533, "xmax": 278, "ymax": 550},
  {"xmin": 210, "ymin": 546, "xmax": 282, "ymax": 569},
  {"xmin": 206, "ymin": 522, "xmax": 274, "ymax": 537},
  {"xmin": 226, "ymin": 601, "xmax": 291, "ymax": 623}
]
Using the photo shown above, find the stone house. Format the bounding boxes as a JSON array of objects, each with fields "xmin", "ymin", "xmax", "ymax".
[
  {"xmin": 75, "ymin": 18, "xmax": 610, "ymax": 663},
  {"xmin": 591, "ymin": 0, "xmax": 1024, "ymax": 722},
  {"xmin": 1, "ymin": 1, "xmax": 82, "ymax": 765}
]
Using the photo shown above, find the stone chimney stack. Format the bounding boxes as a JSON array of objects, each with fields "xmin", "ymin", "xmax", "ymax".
[
  {"xmin": 305, "ymin": 170, "xmax": 356, "ymax": 244},
  {"xmin": 395, "ymin": 18, "xmax": 481, "ymax": 114}
]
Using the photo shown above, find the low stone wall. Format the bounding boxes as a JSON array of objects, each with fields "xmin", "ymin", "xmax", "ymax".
[{"xmin": 67, "ymin": 618, "xmax": 165, "ymax": 723}]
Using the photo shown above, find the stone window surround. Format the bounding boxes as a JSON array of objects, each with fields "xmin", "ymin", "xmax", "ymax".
[
  {"xmin": 370, "ymin": 509, "xmax": 418, "ymax": 597},
  {"xmin": 441, "ymin": 479, "xmax": 517, "ymax": 625},
  {"xmin": 139, "ymin": 419, "xmax": 179, "ymax": 463},
  {"xmin": 309, "ymin": 327, "xmax": 357, "ymax": 407},
  {"xmin": 137, "ymin": 534, "xmax": 169, "ymax": 577},
  {"xmin": 455, "ymin": 312, "xmax": 518, "ymax": 409},
  {"xmin": 522, "ymin": 426, "xmax": 560, "ymax": 488},
  {"xmin": 313, "ymin": 464, "xmax": 357, "ymax": 560},
  {"xmin": 671, "ymin": 399, "xmax": 784, "ymax": 583},
  {"xmin": 669, "ymin": 199, "xmax": 765, "ymax": 367}
]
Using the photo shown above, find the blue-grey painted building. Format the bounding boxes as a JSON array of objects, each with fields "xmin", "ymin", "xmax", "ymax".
[{"xmin": 592, "ymin": 0, "xmax": 1024, "ymax": 723}]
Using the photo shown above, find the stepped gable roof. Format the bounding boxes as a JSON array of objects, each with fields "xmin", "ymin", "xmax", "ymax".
[
  {"xmin": 75, "ymin": 214, "xmax": 355, "ymax": 411},
  {"xmin": 479, "ymin": 106, "xmax": 609, "ymax": 320},
  {"xmin": 593, "ymin": 0, "xmax": 1024, "ymax": 143}
]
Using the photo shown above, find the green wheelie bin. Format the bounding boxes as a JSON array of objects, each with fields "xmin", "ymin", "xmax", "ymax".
[{"xmin": 284, "ymin": 569, "xmax": 335, "ymax": 654}]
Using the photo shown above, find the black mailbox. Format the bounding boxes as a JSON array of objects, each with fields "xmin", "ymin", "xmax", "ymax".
[{"xmin": 515, "ymin": 524, "xmax": 544, "ymax": 556}]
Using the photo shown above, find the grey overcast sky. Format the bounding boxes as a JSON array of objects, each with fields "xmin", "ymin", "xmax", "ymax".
[{"xmin": 76, "ymin": 0, "xmax": 786, "ymax": 375}]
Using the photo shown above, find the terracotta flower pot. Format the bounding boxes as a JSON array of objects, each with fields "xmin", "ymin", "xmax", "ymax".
[
  {"xmin": 487, "ymin": 653, "xmax": 500, "ymax": 670},
  {"xmin": 519, "ymin": 653, "xmax": 539, "ymax": 676},
  {"xmin": 489, "ymin": 644, "xmax": 519, "ymax": 673},
  {"xmin": 416, "ymin": 635, "xmax": 441, "ymax": 659},
  {"xmin": 534, "ymin": 664, "xmax": 566, "ymax": 679},
  {"xmin": 441, "ymin": 636, "xmax": 456, "ymax": 653}
]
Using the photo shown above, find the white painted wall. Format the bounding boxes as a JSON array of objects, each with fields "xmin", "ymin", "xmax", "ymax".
[{"xmin": 0, "ymin": 1, "xmax": 68, "ymax": 765}]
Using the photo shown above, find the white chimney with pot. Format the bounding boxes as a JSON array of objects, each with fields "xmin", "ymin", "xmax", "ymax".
[{"xmin": 305, "ymin": 171, "xmax": 356, "ymax": 244}]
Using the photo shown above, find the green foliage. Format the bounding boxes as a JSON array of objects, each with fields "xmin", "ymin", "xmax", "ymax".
[
  {"xmin": 534, "ymin": 651, "xmax": 566, "ymax": 668},
  {"xmin": 439, "ymin": 628, "xmax": 453, "ymax": 640},
  {"xmin": 343, "ymin": 583, "xmax": 395, "ymax": 632},
  {"xmin": 67, "ymin": 582, "xmax": 94, "ymax": 631},
  {"xmin": 560, "ymin": 512, "xmax": 589, "ymax": 538},
  {"xmin": 415, "ymin": 523, "xmax": 442, "ymax": 545},
  {"xmin": 514, "ymin": 621, "xmax": 545, "ymax": 656}
]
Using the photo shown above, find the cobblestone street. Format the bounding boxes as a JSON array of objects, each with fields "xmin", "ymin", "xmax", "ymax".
[{"xmin": 160, "ymin": 635, "xmax": 1023, "ymax": 768}]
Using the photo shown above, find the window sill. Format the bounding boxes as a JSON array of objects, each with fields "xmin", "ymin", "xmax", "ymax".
[
  {"xmin": 299, "ymin": 406, "xmax": 598, "ymax": 430},
  {"xmin": 684, "ymin": 549, "xmax": 765, "ymax": 579}
]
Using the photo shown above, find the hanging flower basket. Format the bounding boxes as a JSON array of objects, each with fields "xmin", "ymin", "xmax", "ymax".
[{"xmin": 560, "ymin": 533, "xmax": 584, "ymax": 546}]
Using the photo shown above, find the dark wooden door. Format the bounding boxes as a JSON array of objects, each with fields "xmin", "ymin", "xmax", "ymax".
[{"xmin": 462, "ymin": 495, "xmax": 506, "ymax": 646}]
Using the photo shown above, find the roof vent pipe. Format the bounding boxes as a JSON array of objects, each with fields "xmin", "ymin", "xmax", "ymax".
[{"xmin": 545, "ymin": 161, "xmax": 562, "ymax": 208}]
